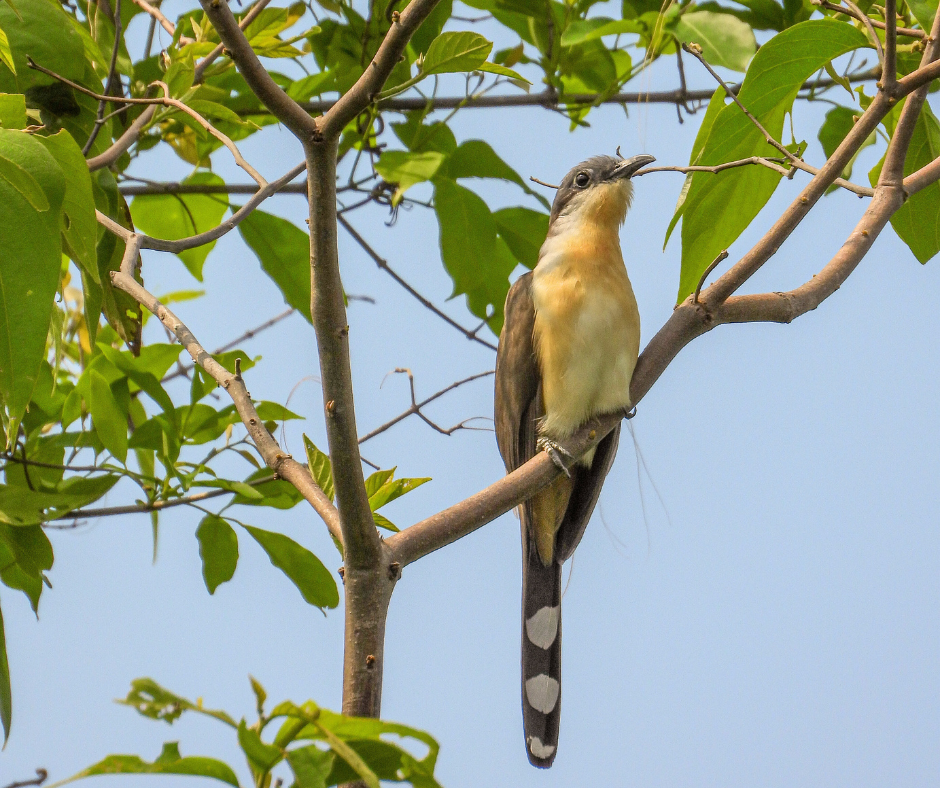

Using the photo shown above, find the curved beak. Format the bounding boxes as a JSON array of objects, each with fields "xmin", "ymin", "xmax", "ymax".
[{"xmin": 607, "ymin": 153, "xmax": 656, "ymax": 180}]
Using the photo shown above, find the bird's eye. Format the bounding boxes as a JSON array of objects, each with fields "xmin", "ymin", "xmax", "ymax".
[{"xmin": 574, "ymin": 172, "xmax": 590, "ymax": 188}]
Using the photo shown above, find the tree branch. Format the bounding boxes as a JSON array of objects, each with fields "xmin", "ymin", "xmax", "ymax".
[
  {"xmin": 194, "ymin": 0, "xmax": 271, "ymax": 83},
  {"xmin": 305, "ymin": 142, "xmax": 378, "ymax": 567},
  {"xmin": 84, "ymin": 0, "xmax": 123, "ymax": 155},
  {"xmin": 162, "ymin": 308, "xmax": 295, "ymax": 383},
  {"xmin": 107, "ymin": 236, "xmax": 342, "ymax": 544},
  {"xmin": 337, "ymin": 215, "xmax": 498, "ymax": 352},
  {"xmin": 358, "ymin": 368, "xmax": 494, "ymax": 443},
  {"xmin": 812, "ymin": 0, "xmax": 924, "ymax": 39},
  {"xmin": 198, "ymin": 0, "xmax": 318, "ymax": 139},
  {"xmin": 383, "ymin": 3, "xmax": 940, "ymax": 571},
  {"xmin": 97, "ymin": 161, "xmax": 307, "ymax": 252},
  {"xmin": 285, "ymin": 68, "xmax": 882, "ymax": 116},
  {"xmin": 843, "ymin": 0, "xmax": 885, "ymax": 71},
  {"xmin": 87, "ymin": 105, "xmax": 158, "ymax": 172}
]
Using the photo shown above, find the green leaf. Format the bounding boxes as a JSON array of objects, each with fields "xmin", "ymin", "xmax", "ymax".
[
  {"xmin": 444, "ymin": 140, "xmax": 548, "ymax": 207},
  {"xmin": 303, "ymin": 435, "xmax": 333, "ymax": 502},
  {"xmin": 367, "ymin": 475, "xmax": 430, "ymax": 511},
  {"xmin": 371, "ymin": 512, "xmax": 398, "ymax": 532},
  {"xmin": 255, "ymin": 401, "xmax": 303, "ymax": 421},
  {"xmin": 87, "ymin": 369, "xmax": 128, "ymax": 463},
  {"xmin": 908, "ymin": 0, "xmax": 937, "ymax": 32},
  {"xmin": 0, "ymin": 0, "xmax": 85, "ymax": 93},
  {"xmin": 0, "ymin": 475, "xmax": 118, "ymax": 525},
  {"xmin": 433, "ymin": 177, "xmax": 495, "ymax": 298},
  {"xmin": 374, "ymin": 150, "xmax": 446, "ymax": 202},
  {"xmin": 493, "ymin": 207, "xmax": 549, "ymax": 268},
  {"xmin": 422, "ymin": 31, "xmax": 493, "ymax": 74},
  {"xmin": 118, "ymin": 677, "xmax": 237, "ymax": 727},
  {"xmin": 677, "ymin": 20, "xmax": 870, "ymax": 301},
  {"xmin": 869, "ymin": 102, "xmax": 940, "ymax": 263},
  {"xmin": 0, "ymin": 127, "xmax": 65, "ymax": 441},
  {"xmin": 434, "ymin": 179, "xmax": 517, "ymax": 332},
  {"xmin": 0, "ymin": 25, "xmax": 14, "ymax": 75},
  {"xmin": 196, "ymin": 514, "xmax": 238, "ymax": 594},
  {"xmin": 237, "ymin": 209, "xmax": 312, "ymax": 322},
  {"xmin": 287, "ymin": 745, "xmax": 334, "ymax": 788},
  {"xmin": 818, "ymin": 105, "xmax": 875, "ymax": 193},
  {"xmin": 238, "ymin": 719, "xmax": 283, "ymax": 774},
  {"xmin": 675, "ymin": 10, "xmax": 757, "ymax": 72},
  {"xmin": 0, "ymin": 523, "xmax": 53, "ymax": 610},
  {"xmin": 35, "ymin": 130, "xmax": 98, "ymax": 279},
  {"xmin": 131, "ymin": 172, "xmax": 229, "ymax": 280},
  {"xmin": 561, "ymin": 17, "xmax": 623, "ymax": 46},
  {"xmin": 0, "ymin": 92, "xmax": 25, "ymax": 128},
  {"xmin": 476, "ymin": 61, "xmax": 530, "ymax": 83},
  {"xmin": 665, "ymin": 84, "xmax": 727, "ymax": 249},
  {"xmin": 242, "ymin": 525, "xmax": 339, "ymax": 610},
  {"xmin": 0, "ymin": 600, "xmax": 9, "ymax": 744},
  {"xmin": 0, "ymin": 131, "xmax": 50, "ymax": 210},
  {"xmin": 46, "ymin": 742, "xmax": 240, "ymax": 788}
]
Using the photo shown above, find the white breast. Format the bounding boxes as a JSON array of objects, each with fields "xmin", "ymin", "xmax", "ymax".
[{"xmin": 531, "ymin": 231, "xmax": 641, "ymax": 441}]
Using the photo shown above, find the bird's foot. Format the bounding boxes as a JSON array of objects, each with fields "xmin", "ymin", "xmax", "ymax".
[
  {"xmin": 537, "ymin": 437, "xmax": 574, "ymax": 478},
  {"xmin": 623, "ymin": 405, "xmax": 637, "ymax": 420}
]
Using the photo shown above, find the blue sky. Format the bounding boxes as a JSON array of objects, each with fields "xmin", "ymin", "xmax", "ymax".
[{"xmin": 3, "ymin": 3, "xmax": 940, "ymax": 786}]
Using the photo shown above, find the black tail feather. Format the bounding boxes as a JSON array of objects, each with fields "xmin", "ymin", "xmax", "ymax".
[{"xmin": 521, "ymin": 535, "xmax": 562, "ymax": 768}]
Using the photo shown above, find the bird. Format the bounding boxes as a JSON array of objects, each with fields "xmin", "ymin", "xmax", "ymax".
[{"xmin": 494, "ymin": 152, "xmax": 654, "ymax": 768}]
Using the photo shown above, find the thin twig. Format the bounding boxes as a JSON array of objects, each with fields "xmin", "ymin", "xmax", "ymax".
[
  {"xmin": 337, "ymin": 214, "xmax": 498, "ymax": 352},
  {"xmin": 843, "ymin": 0, "xmax": 885, "ymax": 69},
  {"xmin": 97, "ymin": 161, "xmax": 307, "ymax": 252},
  {"xmin": 358, "ymin": 369, "xmax": 494, "ymax": 443},
  {"xmin": 84, "ymin": 0, "xmax": 123, "ymax": 155},
  {"xmin": 3, "ymin": 770, "xmax": 48, "ymax": 788},
  {"xmin": 633, "ymin": 159, "xmax": 875, "ymax": 197},
  {"xmin": 529, "ymin": 176, "xmax": 560, "ymax": 189},
  {"xmin": 162, "ymin": 308, "xmax": 296, "ymax": 383},
  {"xmin": 682, "ymin": 44, "xmax": 799, "ymax": 165},
  {"xmin": 693, "ymin": 250, "xmax": 728, "ymax": 305},
  {"xmin": 132, "ymin": 0, "xmax": 177, "ymax": 37},
  {"xmin": 883, "ymin": 0, "xmax": 898, "ymax": 89},
  {"xmin": 812, "ymin": 0, "xmax": 924, "ymax": 38},
  {"xmin": 87, "ymin": 104, "xmax": 158, "ymax": 171}
]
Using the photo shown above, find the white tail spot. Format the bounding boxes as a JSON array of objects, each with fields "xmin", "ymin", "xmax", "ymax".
[
  {"xmin": 525, "ymin": 674, "xmax": 560, "ymax": 714},
  {"xmin": 525, "ymin": 605, "xmax": 560, "ymax": 650},
  {"xmin": 528, "ymin": 736, "xmax": 556, "ymax": 759}
]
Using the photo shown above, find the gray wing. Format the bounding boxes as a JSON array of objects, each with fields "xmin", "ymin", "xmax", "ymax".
[{"xmin": 495, "ymin": 272, "xmax": 539, "ymax": 475}]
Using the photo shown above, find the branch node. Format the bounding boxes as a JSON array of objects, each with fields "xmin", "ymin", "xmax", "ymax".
[
  {"xmin": 338, "ymin": 566, "xmax": 345, "ymax": 581},
  {"xmin": 387, "ymin": 561, "xmax": 401, "ymax": 580},
  {"xmin": 326, "ymin": 400, "xmax": 336, "ymax": 416},
  {"xmin": 365, "ymin": 654, "xmax": 376, "ymax": 669},
  {"xmin": 235, "ymin": 356, "xmax": 243, "ymax": 381},
  {"xmin": 337, "ymin": 324, "xmax": 349, "ymax": 337}
]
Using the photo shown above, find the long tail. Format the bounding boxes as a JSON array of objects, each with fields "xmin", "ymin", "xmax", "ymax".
[{"xmin": 521, "ymin": 534, "xmax": 563, "ymax": 768}]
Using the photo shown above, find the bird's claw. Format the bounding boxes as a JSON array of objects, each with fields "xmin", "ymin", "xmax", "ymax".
[
  {"xmin": 623, "ymin": 405, "xmax": 637, "ymax": 420},
  {"xmin": 537, "ymin": 437, "xmax": 573, "ymax": 478}
]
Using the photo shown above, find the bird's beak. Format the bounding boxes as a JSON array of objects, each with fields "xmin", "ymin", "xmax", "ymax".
[{"xmin": 606, "ymin": 154, "xmax": 656, "ymax": 180}]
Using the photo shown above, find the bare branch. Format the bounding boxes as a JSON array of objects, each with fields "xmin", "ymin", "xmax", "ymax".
[
  {"xmin": 195, "ymin": 0, "xmax": 272, "ymax": 83},
  {"xmin": 108, "ymin": 238, "xmax": 342, "ymax": 544},
  {"xmin": 337, "ymin": 215, "xmax": 498, "ymax": 352},
  {"xmin": 119, "ymin": 182, "xmax": 308, "ymax": 196},
  {"xmin": 843, "ymin": 0, "xmax": 886, "ymax": 71},
  {"xmin": 162, "ymin": 308, "xmax": 296, "ymax": 383},
  {"xmin": 287, "ymin": 68, "xmax": 882, "ymax": 115},
  {"xmin": 198, "ymin": 0, "xmax": 317, "ymax": 139},
  {"xmin": 87, "ymin": 105, "xmax": 158, "ymax": 172},
  {"xmin": 131, "ymin": 0, "xmax": 183, "ymax": 39},
  {"xmin": 305, "ymin": 142, "xmax": 379, "ymax": 567},
  {"xmin": 883, "ymin": 0, "xmax": 898, "ymax": 88},
  {"xmin": 97, "ymin": 161, "xmax": 307, "ymax": 252},
  {"xmin": 3, "ymin": 769, "xmax": 48, "ymax": 788},
  {"xmin": 693, "ymin": 250, "xmax": 728, "ymax": 305},
  {"xmin": 27, "ymin": 59, "xmax": 266, "ymax": 185},
  {"xmin": 84, "ymin": 0, "xmax": 123, "ymax": 155},
  {"xmin": 358, "ymin": 368, "xmax": 494, "ymax": 443},
  {"xmin": 812, "ymin": 0, "xmax": 924, "ymax": 38}
]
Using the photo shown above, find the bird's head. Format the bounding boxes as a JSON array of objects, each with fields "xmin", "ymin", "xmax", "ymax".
[{"xmin": 548, "ymin": 153, "xmax": 655, "ymax": 233}]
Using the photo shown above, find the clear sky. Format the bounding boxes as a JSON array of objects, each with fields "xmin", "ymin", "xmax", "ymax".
[{"xmin": 4, "ymin": 4, "xmax": 940, "ymax": 787}]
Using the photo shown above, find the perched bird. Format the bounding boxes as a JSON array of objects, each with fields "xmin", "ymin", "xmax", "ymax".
[{"xmin": 495, "ymin": 152, "xmax": 653, "ymax": 767}]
